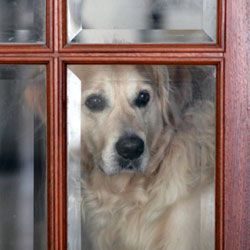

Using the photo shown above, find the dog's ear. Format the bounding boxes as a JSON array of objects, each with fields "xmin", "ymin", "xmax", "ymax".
[
  {"xmin": 152, "ymin": 66, "xmax": 174, "ymax": 126},
  {"xmin": 153, "ymin": 66, "xmax": 193, "ymax": 128},
  {"xmin": 168, "ymin": 66, "xmax": 193, "ymax": 111},
  {"xmin": 24, "ymin": 83, "xmax": 46, "ymax": 122},
  {"xmin": 137, "ymin": 65, "xmax": 176, "ymax": 127}
]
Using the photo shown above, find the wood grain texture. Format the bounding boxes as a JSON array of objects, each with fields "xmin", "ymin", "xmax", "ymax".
[
  {"xmin": 59, "ymin": 55, "xmax": 223, "ymax": 64},
  {"xmin": 224, "ymin": 0, "xmax": 250, "ymax": 249},
  {"xmin": 216, "ymin": 59, "xmax": 225, "ymax": 250},
  {"xmin": 0, "ymin": 58, "xmax": 55, "ymax": 250},
  {"xmin": 47, "ymin": 58, "xmax": 55, "ymax": 250},
  {"xmin": 59, "ymin": 57, "xmax": 225, "ymax": 250},
  {"xmin": 1, "ymin": 0, "xmax": 250, "ymax": 249},
  {"xmin": 56, "ymin": 58, "xmax": 68, "ymax": 250}
]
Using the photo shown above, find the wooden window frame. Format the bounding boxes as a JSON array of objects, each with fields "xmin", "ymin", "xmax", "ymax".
[
  {"xmin": 0, "ymin": 0, "xmax": 249, "ymax": 250},
  {"xmin": 57, "ymin": 57, "xmax": 225, "ymax": 250}
]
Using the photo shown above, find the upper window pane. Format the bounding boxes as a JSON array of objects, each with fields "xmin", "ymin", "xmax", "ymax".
[
  {"xmin": 0, "ymin": 0, "xmax": 46, "ymax": 44},
  {"xmin": 68, "ymin": 0, "xmax": 217, "ymax": 44}
]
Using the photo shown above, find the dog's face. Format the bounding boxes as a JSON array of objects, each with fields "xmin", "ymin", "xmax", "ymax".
[{"xmin": 78, "ymin": 65, "xmax": 169, "ymax": 175}]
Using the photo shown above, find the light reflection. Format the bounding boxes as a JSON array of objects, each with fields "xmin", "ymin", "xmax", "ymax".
[
  {"xmin": 0, "ymin": 65, "xmax": 47, "ymax": 250},
  {"xmin": 67, "ymin": 65, "xmax": 216, "ymax": 250},
  {"xmin": 0, "ymin": 0, "xmax": 45, "ymax": 43},
  {"xmin": 68, "ymin": 0, "xmax": 217, "ymax": 44}
]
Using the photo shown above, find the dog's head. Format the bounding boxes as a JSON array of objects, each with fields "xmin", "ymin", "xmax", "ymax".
[{"xmin": 70, "ymin": 65, "xmax": 192, "ymax": 176}]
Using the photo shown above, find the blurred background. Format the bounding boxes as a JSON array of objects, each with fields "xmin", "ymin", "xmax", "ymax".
[
  {"xmin": 68, "ymin": 0, "xmax": 216, "ymax": 44},
  {"xmin": 0, "ymin": 0, "xmax": 45, "ymax": 43},
  {"xmin": 0, "ymin": 65, "xmax": 47, "ymax": 250}
]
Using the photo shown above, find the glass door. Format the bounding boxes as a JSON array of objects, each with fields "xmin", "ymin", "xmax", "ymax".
[{"xmin": 1, "ymin": 0, "xmax": 249, "ymax": 249}]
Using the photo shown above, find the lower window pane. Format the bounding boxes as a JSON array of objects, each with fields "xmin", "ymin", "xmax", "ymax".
[
  {"xmin": 0, "ymin": 65, "xmax": 47, "ymax": 250},
  {"xmin": 67, "ymin": 65, "xmax": 216, "ymax": 250}
]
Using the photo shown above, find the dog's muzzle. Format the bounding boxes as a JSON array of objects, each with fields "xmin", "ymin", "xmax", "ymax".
[{"xmin": 115, "ymin": 134, "xmax": 144, "ymax": 170}]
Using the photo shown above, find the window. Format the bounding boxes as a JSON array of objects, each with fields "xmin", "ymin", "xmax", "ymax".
[{"xmin": 0, "ymin": 0, "xmax": 249, "ymax": 249}]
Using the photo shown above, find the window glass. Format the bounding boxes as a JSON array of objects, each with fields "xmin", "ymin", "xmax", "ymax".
[
  {"xmin": 67, "ymin": 64, "xmax": 216, "ymax": 250},
  {"xmin": 67, "ymin": 0, "xmax": 217, "ymax": 44},
  {"xmin": 0, "ymin": 0, "xmax": 46, "ymax": 44},
  {"xmin": 0, "ymin": 65, "xmax": 47, "ymax": 250}
]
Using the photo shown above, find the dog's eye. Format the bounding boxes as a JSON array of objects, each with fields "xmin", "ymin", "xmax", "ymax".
[
  {"xmin": 85, "ymin": 94, "xmax": 106, "ymax": 112},
  {"xmin": 134, "ymin": 90, "xmax": 150, "ymax": 108}
]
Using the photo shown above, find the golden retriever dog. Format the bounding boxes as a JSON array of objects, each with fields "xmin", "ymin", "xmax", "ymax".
[
  {"xmin": 69, "ymin": 65, "xmax": 215, "ymax": 250},
  {"xmin": 24, "ymin": 65, "xmax": 215, "ymax": 249}
]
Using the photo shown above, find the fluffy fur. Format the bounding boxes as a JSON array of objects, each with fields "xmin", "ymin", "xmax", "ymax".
[{"xmin": 72, "ymin": 65, "xmax": 215, "ymax": 250}]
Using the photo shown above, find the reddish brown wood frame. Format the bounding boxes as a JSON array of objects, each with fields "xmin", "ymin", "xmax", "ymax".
[
  {"xmin": 57, "ymin": 57, "xmax": 225, "ymax": 250},
  {"xmin": 0, "ymin": 0, "xmax": 249, "ymax": 250},
  {"xmin": 0, "ymin": 58, "xmax": 55, "ymax": 249}
]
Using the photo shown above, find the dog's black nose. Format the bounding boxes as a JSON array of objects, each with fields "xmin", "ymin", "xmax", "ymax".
[{"xmin": 116, "ymin": 134, "xmax": 144, "ymax": 160}]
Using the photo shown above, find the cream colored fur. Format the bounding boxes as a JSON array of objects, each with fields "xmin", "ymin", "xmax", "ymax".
[{"xmin": 70, "ymin": 65, "xmax": 215, "ymax": 250}]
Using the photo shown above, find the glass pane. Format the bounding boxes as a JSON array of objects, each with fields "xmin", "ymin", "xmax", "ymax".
[
  {"xmin": 0, "ymin": 65, "xmax": 47, "ymax": 250},
  {"xmin": 67, "ymin": 65, "xmax": 216, "ymax": 250},
  {"xmin": 0, "ymin": 0, "xmax": 46, "ymax": 44},
  {"xmin": 68, "ymin": 0, "xmax": 217, "ymax": 44}
]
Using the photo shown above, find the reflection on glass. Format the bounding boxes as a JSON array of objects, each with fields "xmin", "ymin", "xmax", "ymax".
[
  {"xmin": 67, "ymin": 65, "xmax": 216, "ymax": 250},
  {"xmin": 68, "ymin": 0, "xmax": 217, "ymax": 44},
  {"xmin": 0, "ymin": 65, "xmax": 47, "ymax": 250},
  {"xmin": 0, "ymin": 0, "xmax": 46, "ymax": 44}
]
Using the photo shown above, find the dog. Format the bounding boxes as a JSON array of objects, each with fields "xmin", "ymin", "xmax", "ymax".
[{"xmin": 69, "ymin": 65, "xmax": 215, "ymax": 250}]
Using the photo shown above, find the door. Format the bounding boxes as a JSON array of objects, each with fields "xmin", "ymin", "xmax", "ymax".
[{"xmin": 0, "ymin": 0, "xmax": 249, "ymax": 249}]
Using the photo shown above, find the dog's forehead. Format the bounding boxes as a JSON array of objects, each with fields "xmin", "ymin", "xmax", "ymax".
[{"xmin": 82, "ymin": 65, "xmax": 152, "ymax": 91}]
